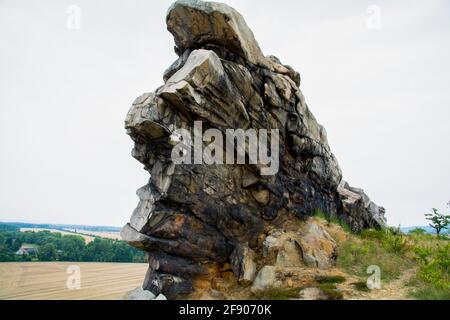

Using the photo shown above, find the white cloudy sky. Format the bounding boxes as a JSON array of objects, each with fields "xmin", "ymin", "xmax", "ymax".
[{"xmin": 1, "ymin": 0, "xmax": 449, "ymax": 227}]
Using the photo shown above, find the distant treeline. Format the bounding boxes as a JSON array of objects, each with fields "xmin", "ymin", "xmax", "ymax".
[
  {"xmin": 0, "ymin": 221, "xmax": 121, "ymax": 233},
  {"xmin": 401, "ymin": 226, "xmax": 449, "ymax": 235},
  {"xmin": 0, "ymin": 224, "xmax": 145, "ymax": 263}
]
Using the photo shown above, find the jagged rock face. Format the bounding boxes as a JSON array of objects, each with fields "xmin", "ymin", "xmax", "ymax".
[{"xmin": 122, "ymin": 0, "xmax": 386, "ymax": 299}]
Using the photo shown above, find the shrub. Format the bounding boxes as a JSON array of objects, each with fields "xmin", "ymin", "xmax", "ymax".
[
  {"xmin": 409, "ymin": 243, "xmax": 450, "ymax": 299},
  {"xmin": 351, "ymin": 281, "xmax": 370, "ymax": 292},
  {"xmin": 337, "ymin": 233, "xmax": 412, "ymax": 282},
  {"xmin": 417, "ymin": 244, "xmax": 450, "ymax": 289},
  {"xmin": 361, "ymin": 228, "xmax": 409, "ymax": 254},
  {"xmin": 414, "ymin": 246, "xmax": 432, "ymax": 265},
  {"xmin": 317, "ymin": 283, "xmax": 344, "ymax": 300},
  {"xmin": 411, "ymin": 286, "xmax": 450, "ymax": 300},
  {"xmin": 315, "ymin": 275, "xmax": 346, "ymax": 284},
  {"xmin": 382, "ymin": 233, "xmax": 408, "ymax": 254},
  {"xmin": 360, "ymin": 229, "xmax": 384, "ymax": 240},
  {"xmin": 313, "ymin": 210, "xmax": 352, "ymax": 233},
  {"xmin": 252, "ymin": 287, "xmax": 302, "ymax": 300}
]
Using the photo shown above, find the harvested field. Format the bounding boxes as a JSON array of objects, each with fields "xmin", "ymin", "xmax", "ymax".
[
  {"xmin": 0, "ymin": 262, "xmax": 147, "ymax": 300},
  {"xmin": 20, "ymin": 228, "xmax": 96, "ymax": 243},
  {"xmin": 63, "ymin": 229, "xmax": 121, "ymax": 240}
]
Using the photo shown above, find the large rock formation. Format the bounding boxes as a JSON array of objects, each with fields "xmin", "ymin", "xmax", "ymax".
[{"xmin": 121, "ymin": 0, "xmax": 386, "ymax": 299}]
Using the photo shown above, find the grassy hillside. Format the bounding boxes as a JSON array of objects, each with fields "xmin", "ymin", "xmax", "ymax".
[
  {"xmin": 248, "ymin": 217, "xmax": 449, "ymax": 300},
  {"xmin": 335, "ymin": 225, "xmax": 449, "ymax": 299}
]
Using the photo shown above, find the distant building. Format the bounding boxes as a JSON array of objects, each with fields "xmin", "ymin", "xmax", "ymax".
[{"xmin": 16, "ymin": 246, "xmax": 38, "ymax": 256}]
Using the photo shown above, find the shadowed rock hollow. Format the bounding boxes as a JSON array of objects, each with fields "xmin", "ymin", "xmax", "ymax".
[{"xmin": 121, "ymin": 0, "xmax": 386, "ymax": 299}]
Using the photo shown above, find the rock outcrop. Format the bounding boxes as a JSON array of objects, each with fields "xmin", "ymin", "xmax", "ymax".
[
  {"xmin": 263, "ymin": 220, "xmax": 337, "ymax": 270},
  {"xmin": 121, "ymin": 0, "xmax": 386, "ymax": 299},
  {"xmin": 123, "ymin": 287, "xmax": 167, "ymax": 300}
]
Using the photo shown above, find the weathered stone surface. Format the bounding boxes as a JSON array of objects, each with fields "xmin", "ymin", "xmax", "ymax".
[
  {"xmin": 297, "ymin": 221, "xmax": 337, "ymax": 269},
  {"xmin": 262, "ymin": 230, "xmax": 303, "ymax": 268},
  {"xmin": 149, "ymin": 252, "xmax": 211, "ymax": 278},
  {"xmin": 338, "ymin": 181, "xmax": 386, "ymax": 231},
  {"xmin": 142, "ymin": 261, "xmax": 161, "ymax": 295},
  {"xmin": 159, "ymin": 49, "xmax": 251, "ymax": 129},
  {"xmin": 276, "ymin": 239, "xmax": 303, "ymax": 268},
  {"xmin": 123, "ymin": 287, "xmax": 156, "ymax": 300},
  {"xmin": 122, "ymin": 0, "xmax": 386, "ymax": 299},
  {"xmin": 167, "ymin": 0, "xmax": 270, "ymax": 69},
  {"xmin": 299, "ymin": 287, "xmax": 327, "ymax": 300},
  {"xmin": 230, "ymin": 243, "xmax": 256, "ymax": 286},
  {"xmin": 251, "ymin": 266, "xmax": 279, "ymax": 292},
  {"xmin": 262, "ymin": 222, "xmax": 335, "ymax": 269},
  {"xmin": 154, "ymin": 294, "xmax": 168, "ymax": 300}
]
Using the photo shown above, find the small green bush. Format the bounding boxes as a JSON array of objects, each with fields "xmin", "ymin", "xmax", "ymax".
[
  {"xmin": 337, "ymin": 233, "xmax": 412, "ymax": 281},
  {"xmin": 317, "ymin": 283, "xmax": 344, "ymax": 300},
  {"xmin": 313, "ymin": 210, "xmax": 352, "ymax": 233},
  {"xmin": 408, "ymin": 243, "xmax": 450, "ymax": 299},
  {"xmin": 351, "ymin": 281, "xmax": 370, "ymax": 292},
  {"xmin": 383, "ymin": 233, "xmax": 408, "ymax": 254},
  {"xmin": 360, "ymin": 229, "xmax": 386, "ymax": 240},
  {"xmin": 252, "ymin": 287, "xmax": 303, "ymax": 300},
  {"xmin": 361, "ymin": 228, "xmax": 408, "ymax": 254},
  {"xmin": 413, "ymin": 246, "xmax": 432, "ymax": 265},
  {"xmin": 417, "ymin": 244, "xmax": 450, "ymax": 289},
  {"xmin": 315, "ymin": 275, "xmax": 346, "ymax": 284},
  {"xmin": 410, "ymin": 285, "xmax": 450, "ymax": 300}
]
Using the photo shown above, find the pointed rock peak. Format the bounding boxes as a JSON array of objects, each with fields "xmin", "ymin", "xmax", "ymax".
[{"xmin": 166, "ymin": 0, "xmax": 270, "ymax": 68}]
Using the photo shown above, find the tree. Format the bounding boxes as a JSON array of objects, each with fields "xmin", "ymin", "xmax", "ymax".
[
  {"xmin": 0, "ymin": 244, "xmax": 15, "ymax": 262},
  {"xmin": 58, "ymin": 235, "xmax": 85, "ymax": 261},
  {"xmin": 38, "ymin": 243, "xmax": 57, "ymax": 261},
  {"xmin": 425, "ymin": 208, "xmax": 450, "ymax": 237}
]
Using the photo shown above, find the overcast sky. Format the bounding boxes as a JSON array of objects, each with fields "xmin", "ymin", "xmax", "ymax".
[{"xmin": 1, "ymin": 0, "xmax": 449, "ymax": 227}]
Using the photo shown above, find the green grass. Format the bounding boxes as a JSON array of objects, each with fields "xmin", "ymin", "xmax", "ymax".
[
  {"xmin": 311, "ymin": 213, "xmax": 413, "ymax": 282},
  {"xmin": 336, "ymin": 236, "xmax": 412, "ymax": 281},
  {"xmin": 315, "ymin": 275, "xmax": 346, "ymax": 284},
  {"xmin": 316, "ymin": 283, "xmax": 344, "ymax": 300},
  {"xmin": 407, "ymin": 276, "xmax": 450, "ymax": 300},
  {"xmin": 410, "ymin": 285, "xmax": 450, "ymax": 300},
  {"xmin": 310, "ymin": 211, "xmax": 449, "ymax": 300},
  {"xmin": 252, "ymin": 287, "xmax": 303, "ymax": 300},
  {"xmin": 351, "ymin": 281, "xmax": 370, "ymax": 292},
  {"xmin": 337, "ymin": 226, "xmax": 449, "ymax": 299},
  {"xmin": 360, "ymin": 228, "xmax": 409, "ymax": 254},
  {"xmin": 408, "ymin": 242, "xmax": 449, "ymax": 299},
  {"xmin": 313, "ymin": 210, "xmax": 352, "ymax": 233}
]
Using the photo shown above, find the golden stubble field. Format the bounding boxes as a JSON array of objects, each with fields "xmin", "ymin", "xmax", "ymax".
[
  {"xmin": 19, "ymin": 228, "xmax": 121, "ymax": 243},
  {"xmin": 0, "ymin": 262, "xmax": 147, "ymax": 300}
]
